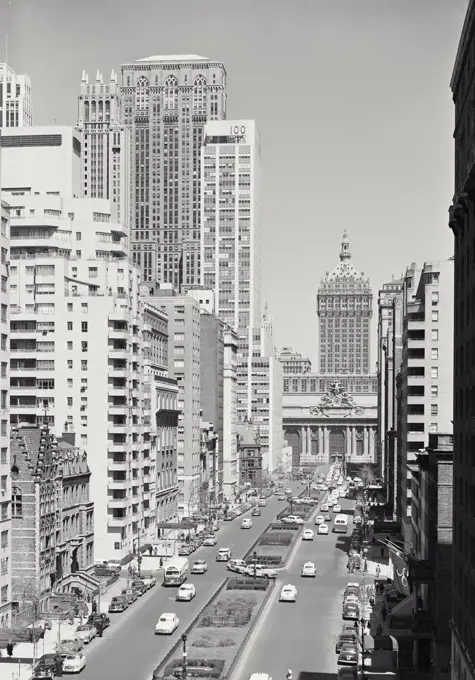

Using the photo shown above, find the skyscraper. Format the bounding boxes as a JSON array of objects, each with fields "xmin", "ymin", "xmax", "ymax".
[
  {"xmin": 0, "ymin": 63, "xmax": 32, "ymax": 128},
  {"xmin": 317, "ymin": 232, "xmax": 372, "ymax": 374},
  {"xmin": 201, "ymin": 120, "xmax": 261, "ymax": 331},
  {"xmin": 76, "ymin": 69, "xmax": 131, "ymax": 228},
  {"xmin": 449, "ymin": 3, "xmax": 475, "ymax": 676},
  {"xmin": 120, "ymin": 55, "xmax": 227, "ymax": 286}
]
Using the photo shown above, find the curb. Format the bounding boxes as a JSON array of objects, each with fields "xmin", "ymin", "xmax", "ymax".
[
  {"xmin": 225, "ymin": 579, "xmax": 276, "ymax": 680},
  {"xmin": 151, "ymin": 578, "xmax": 229, "ymax": 680}
]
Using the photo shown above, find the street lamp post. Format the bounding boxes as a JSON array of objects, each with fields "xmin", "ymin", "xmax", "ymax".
[
  {"xmin": 253, "ymin": 551, "xmax": 257, "ymax": 581},
  {"xmin": 359, "ymin": 617, "xmax": 366, "ymax": 680},
  {"xmin": 181, "ymin": 633, "xmax": 188, "ymax": 680}
]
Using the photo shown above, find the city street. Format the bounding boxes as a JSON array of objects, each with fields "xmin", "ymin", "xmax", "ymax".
[
  {"xmin": 78, "ymin": 488, "xmax": 302, "ymax": 680},
  {"xmin": 231, "ymin": 497, "xmax": 356, "ymax": 680}
]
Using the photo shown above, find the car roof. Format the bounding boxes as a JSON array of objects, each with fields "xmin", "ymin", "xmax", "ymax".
[{"xmin": 160, "ymin": 613, "xmax": 175, "ymax": 618}]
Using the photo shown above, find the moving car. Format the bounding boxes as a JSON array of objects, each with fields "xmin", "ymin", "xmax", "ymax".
[
  {"xmin": 324, "ymin": 514, "xmax": 333, "ymax": 522},
  {"xmin": 203, "ymin": 535, "xmax": 217, "ymax": 546},
  {"xmin": 354, "ymin": 515, "xmax": 362, "ymax": 524},
  {"xmin": 75, "ymin": 624, "xmax": 96, "ymax": 644},
  {"xmin": 335, "ymin": 625, "xmax": 358, "ymax": 653},
  {"xmin": 243, "ymin": 564, "xmax": 278, "ymax": 579},
  {"xmin": 301, "ymin": 561, "xmax": 317, "ymax": 577},
  {"xmin": 191, "ymin": 560, "xmax": 208, "ymax": 574},
  {"xmin": 241, "ymin": 518, "xmax": 253, "ymax": 529},
  {"xmin": 216, "ymin": 548, "xmax": 232, "ymax": 562},
  {"xmin": 176, "ymin": 584, "xmax": 196, "ymax": 601},
  {"xmin": 252, "ymin": 508, "xmax": 261, "ymax": 516},
  {"xmin": 281, "ymin": 515, "xmax": 304, "ymax": 525},
  {"xmin": 62, "ymin": 652, "xmax": 87, "ymax": 674},
  {"xmin": 228, "ymin": 559, "xmax": 247, "ymax": 574},
  {"xmin": 302, "ymin": 529, "xmax": 314, "ymax": 540},
  {"xmin": 280, "ymin": 584, "xmax": 298, "ymax": 602},
  {"xmin": 318, "ymin": 524, "xmax": 329, "ymax": 535},
  {"xmin": 314, "ymin": 515, "xmax": 325, "ymax": 526},
  {"xmin": 258, "ymin": 499, "xmax": 267, "ymax": 507},
  {"xmin": 276, "ymin": 494, "xmax": 286, "ymax": 501},
  {"xmin": 155, "ymin": 613, "xmax": 180, "ymax": 635},
  {"xmin": 321, "ymin": 504, "xmax": 329, "ymax": 512},
  {"xmin": 333, "ymin": 504, "xmax": 342, "ymax": 513}
]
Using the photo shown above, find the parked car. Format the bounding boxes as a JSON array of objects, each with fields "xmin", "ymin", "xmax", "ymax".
[
  {"xmin": 335, "ymin": 624, "xmax": 358, "ymax": 653},
  {"xmin": 57, "ymin": 637, "xmax": 84, "ymax": 654},
  {"xmin": 155, "ymin": 613, "xmax": 180, "ymax": 635},
  {"xmin": 243, "ymin": 564, "xmax": 278, "ymax": 579},
  {"xmin": 178, "ymin": 543, "xmax": 194, "ymax": 556},
  {"xmin": 203, "ymin": 535, "xmax": 217, "ymax": 546},
  {"xmin": 86, "ymin": 613, "xmax": 110, "ymax": 635},
  {"xmin": 131, "ymin": 580, "xmax": 147, "ymax": 596},
  {"xmin": 62, "ymin": 652, "xmax": 87, "ymax": 674},
  {"xmin": 121, "ymin": 588, "xmax": 138, "ymax": 604},
  {"xmin": 140, "ymin": 572, "xmax": 157, "ymax": 588},
  {"xmin": 108, "ymin": 596, "xmax": 128, "ymax": 613},
  {"xmin": 75, "ymin": 624, "xmax": 97, "ymax": 644},
  {"xmin": 338, "ymin": 644, "xmax": 358, "ymax": 667},
  {"xmin": 343, "ymin": 602, "xmax": 360, "ymax": 620}
]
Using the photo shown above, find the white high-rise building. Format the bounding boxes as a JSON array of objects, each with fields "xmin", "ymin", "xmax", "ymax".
[
  {"xmin": 76, "ymin": 70, "xmax": 131, "ymax": 228},
  {"xmin": 1, "ymin": 127, "xmax": 165, "ymax": 559},
  {"xmin": 201, "ymin": 120, "xmax": 261, "ymax": 331},
  {"xmin": 0, "ymin": 137, "xmax": 12, "ymax": 625},
  {"xmin": 0, "ymin": 63, "xmax": 32, "ymax": 128}
]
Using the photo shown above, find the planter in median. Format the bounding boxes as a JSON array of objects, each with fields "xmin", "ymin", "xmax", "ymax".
[
  {"xmin": 154, "ymin": 579, "xmax": 270, "ymax": 680},
  {"xmin": 244, "ymin": 521, "xmax": 302, "ymax": 567}
]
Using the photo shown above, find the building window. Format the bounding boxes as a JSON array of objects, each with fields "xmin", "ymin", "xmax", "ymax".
[
  {"xmin": 431, "ymin": 311, "xmax": 439, "ymax": 322},
  {"xmin": 0, "ymin": 448, "xmax": 6, "ymax": 465},
  {"xmin": 431, "ymin": 291, "xmax": 439, "ymax": 305},
  {"xmin": 11, "ymin": 487, "xmax": 22, "ymax": 518},
  {"xmin": 0, "ymin": 557, "xmax": 8, "ymax": 575},
  {"xmin": 1, "ymin": 585, "xmax": 7, "ymax": 603},
  {"xmin": 81, "ymin": 360, "xmax": 88, "ymax": 371},
  {"xmin": 431, "ymin": 329, "xmax": 439, "ymax": 341},
  {"xmin": 431, "ymin": 404, "xmax": 438, "ymax": 416},
  {"xmin": 1, "ymin": 531, "xmax": 7, "ymax": 549},
  {"xmin": 431, "ymin": 348, "xmax": 439, "ymax": 360},
  {"xmin": 81, "ymin": 322, "xmax": 88, "ymax": 332},
  {"xmin": 431, "ymin": 367, "xmax": 438, "ymax": 379},
  {"xmin": 431, "ymin": 385, "xmax": 438, "ymax": 397},
  {"xmin": 67, "ymin": 322, "xmax": 73, "ymax": 331}
]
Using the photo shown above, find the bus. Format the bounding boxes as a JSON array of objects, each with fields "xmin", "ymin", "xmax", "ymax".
[
  {"xmin": 163, "ymin": 557, "xmax": 189, "ymax": 586},
  {"xmin": 333, "ymin": 514, "xmax": 349, "ymax": 534}
]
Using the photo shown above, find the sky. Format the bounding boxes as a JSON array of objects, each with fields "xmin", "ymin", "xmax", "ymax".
[{"xmin": 0, "ymin": 0, "xmax": 469, "ymax": 367}]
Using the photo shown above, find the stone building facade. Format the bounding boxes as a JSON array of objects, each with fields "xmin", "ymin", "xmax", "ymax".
[{"xmin": 9, "ymin": 424, "xmax": 94, "ymax": 612}]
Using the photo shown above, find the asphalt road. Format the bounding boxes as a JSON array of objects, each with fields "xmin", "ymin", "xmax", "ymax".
[
  {"xmin": 78, "ymin": 483, "xmax": 304, "ymax": 680},
  {"xmin": 231, "ymin": 496, "xmax": 356, "ymax": 680}
]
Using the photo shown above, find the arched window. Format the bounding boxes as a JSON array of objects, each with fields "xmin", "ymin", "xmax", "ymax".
[
  {"xmin": 12, "ymin": 487, "xmax": 22, "ymax": 518},
  {"xmin": 135, "ymin": 76, "xmax": 149, "ymax": 111},
  {"xmin": 193, "ymin": 75, "xmax": 207, "ymax": 110},
  {"xmin": 164, "ymin": 76, "xmax": 178, "ymax": 110}
]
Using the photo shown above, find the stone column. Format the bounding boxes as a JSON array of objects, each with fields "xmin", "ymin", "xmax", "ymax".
[
  {"xmin": 301, "ymin": 426, "xmax": 306, "ymax": 454},
  {"xmin": 346, "ymin": 427, "xmax": 352, "ymax": 457},
  {"xmin": 307, "ymin": 427, "xmax": 312, "ymax": 455},
  {"xmin": 369, "ymin": 427, "xmax": 374, "ymax": 458},
  {"xmin": 351, "ymin": 426, "xmax": 356, "ymax": 454},
  {"xmin": 363, "ymin": 427, "xmax": 369, "ymax": 455},
  {"xmin": 324, "ymin": 427, "xmax": 330, "ymax": 458},
  {"xmin": 318, "ymin": 427, "xmax": 324, "ymax": 456}
]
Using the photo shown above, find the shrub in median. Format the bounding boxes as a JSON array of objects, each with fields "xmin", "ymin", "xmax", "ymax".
[
  {"xmin": 163, "ymin": 658, "xmax": 225, "ymax": 680},
  {"xmin": 198, "ymin": 594, "xmax": 256, "ymax": 628},
  {"xmin": 226, "ymin": 577, "xmax": 269, "ymax": 591},
  {"xmin": 259, "ymin": 532, "xmax": 293, "ymax": 546},
  {"xmin": 247, "ymin": 554, "xmax": 282, "ymax": 566}
]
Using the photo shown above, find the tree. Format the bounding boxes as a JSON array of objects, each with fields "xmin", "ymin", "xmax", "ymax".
[{"xmin": 357, "ymin": 464, "xmax": 377, "ymax": 488}]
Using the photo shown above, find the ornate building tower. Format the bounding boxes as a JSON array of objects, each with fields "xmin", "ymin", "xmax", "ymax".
[{"xmin": 317, "ymin": 232, "xmax": 373, "ymax": 374}]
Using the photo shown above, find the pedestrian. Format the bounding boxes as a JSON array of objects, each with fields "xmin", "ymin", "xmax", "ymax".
[
  {"xmin": 55, "ymin": 655, "xmax": 63, "ymax": 677},
  {"xmin": 381, "ymin": 546, "xmax": 384, "ymax": 559},
  {"xmin": 160, "ymin": 556, "xmax": 164, "ymax": 568},
  {"xmin": 376, "ymin": 564, "xmax": 381, "ymax": 578},
  {"xmin": 363, "ymin": 558, "xmax": 368, "ymax": 573},
  {"xmin": 92, "ymin": 600, "xmax": 97, "ymax": 614},
  {"xmin": 286, "ymin": 669, "xmax": 293, "ymax": 680},
  {"xmin": 381, "ymin": 605, "xmax": 387, "ymax": 622},
  {"xmin": 6, "ymin": 641, "xmax": 13, "ymax": 657},
  {"xmin": 149, "ymin": 545, "xmax": 153, "ymax": 556},
  {"xmin": 376, "ymin": 624, "xmax": 383, "ymax": 636}
]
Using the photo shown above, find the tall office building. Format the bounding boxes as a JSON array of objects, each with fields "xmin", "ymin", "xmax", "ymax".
[
  {"xmin": 120, "ymin": 55, "xmax": 227, "ymax": 286},
  {"xmin": 317, "ymin": 232, "xmax": 372, "ymax": 374},
  {"xmin": 449, "ymin": 4, "xmax": 475, "ymax": 676},
  {"xmin": 395, "ymin": 260, "xmax": 453, "ymax": 547},
  {"xmin": 201, "ymin": 120, "xmax": 261, "ymax": 331},
  {"xmin": 77, "ymin": 70, "xmax": 131, "ymax": 228},
  {"xmin": 0, "ymin": 138, "xmax": 12, "ymax": 625},
  {"xmin": 0, "ymin": 63, "xmax": 32, "ymax": 127}
]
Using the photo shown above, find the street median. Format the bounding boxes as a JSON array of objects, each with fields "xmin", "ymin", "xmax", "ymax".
[{"xmin": 152, "ymin": 577, "xmax": 275, "ymax": 680}]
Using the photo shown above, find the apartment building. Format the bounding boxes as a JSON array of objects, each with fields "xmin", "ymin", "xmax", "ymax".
[
  {"xmin": 141, "ymin": 300, "xmax": 179, "ymax": 526},
  {"xmin": 0, "ymin": 163, "xmax": 11, "ymax": 626},
  {"xmin": 449, "ymin": 4, "xmax": 475, "ymax": 676},
  {"xmin": 237, "ymin": 425, "xmax": 262, "ymax": 487},
  {"xmin": 395, "ymin": 259, "xmax": 453, "ymax": 546},
  {"xmin": 377, "ymin": 278, "xmax": 404, "ymax": 484},
  {"xmin": 142, "ymin": 286, "xmax": 201, "ymax": 518},
  {"xmin": 222, "ymin": 326, "xmax": 238, "ymax": 499},
  {"xmin": 278, "ymin": 347, "xmax": 312, "ymax": 375},
  {"xmin": 0, "ymin": 63, "xmax": 32, "ymax": 127}
]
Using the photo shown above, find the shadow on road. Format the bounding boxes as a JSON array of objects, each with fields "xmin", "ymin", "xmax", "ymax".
[
  {"xmin": 299, "ymin": 672, "xmax": 338, "ymax": 680},
  {"xmin": 333, "ymin": 536, "xmax": 351, "ymax": 554}
]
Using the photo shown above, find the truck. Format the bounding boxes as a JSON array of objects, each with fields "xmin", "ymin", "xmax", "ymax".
[{"xmin": 163, "ymin": 557, "xmax": 189, "ymax": 586}]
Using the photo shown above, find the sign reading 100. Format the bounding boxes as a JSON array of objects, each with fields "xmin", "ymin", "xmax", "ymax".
[{"xmin": 230, "ymin": 125, "xmax": 246, "ymax": 136}]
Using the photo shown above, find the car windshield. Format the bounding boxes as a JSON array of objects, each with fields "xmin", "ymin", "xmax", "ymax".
[
  {"xmin": 65, "ymin": 655, "xmax": 79, "ymax": 661},
  {"xmin": 76, "ymin": 626, "xmax": 89, "ymax": 631}
]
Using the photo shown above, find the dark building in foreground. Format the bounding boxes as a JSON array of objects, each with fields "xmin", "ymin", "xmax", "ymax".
[{"xmin": 449, "ymin": 3, "xmax": 475, "ymax": 679}]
